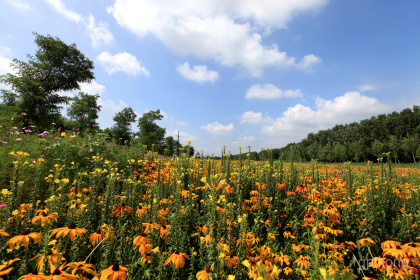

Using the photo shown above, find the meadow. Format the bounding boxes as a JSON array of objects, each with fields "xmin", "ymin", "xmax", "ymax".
[{"xmin": 0, "ymin": 124, "xmax": 419, "ymax": 280}]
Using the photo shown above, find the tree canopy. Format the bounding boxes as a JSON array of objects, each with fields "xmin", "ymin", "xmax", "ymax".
[
  {"xmin": 67, "ymin": 92, "xmax": 101, "ymax": 130},
  {"xmin": 137, "ymin": 110, "xmax": 166, "ymax": 152},
  {"xmin": 0, "ymin": 33, "xmax": 94, "ymax": 130}
]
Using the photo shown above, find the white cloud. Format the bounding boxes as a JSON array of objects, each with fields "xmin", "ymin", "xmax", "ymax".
[
  {"xmin": 359, "ymin": 84, "xmax": 377, "ymax": 92},
  {"xmin": 246, "ymin": 84, "xmax": 303, "ymax": 100},
  {"xmin": 97, "ymin": 52, "xmax": 149, "ymax": 76},
  {"xmin": 0, "ymin": 48, "xmax": 13, "ymax": 76},
  {"xmin": 8, "ymin": 0, "xmax": 30, "ymax": 10},
  {"xmin": 232, "ymin": 136, "xmax": 255, "ymax": 147},
  {"xmin": 297, "ymin": 54, "xmax": 322, "ymax": 70},
  {"xmin": 240, "ymin": 111, "xmax": 273, "ymax": 124},
  {"xmin": 79, "ymin": 81, "xmax": 106, "ymax": 96},
  {"xmin": 176, "ymin": 120, "xmax": 187, "ymax": 126},
  {"xmin": 108, "ymin": 0, "xmax": 326, "ymax": 76},
  {"xmin": 176, "ymin": 62, "xmax": 219, "ymax": 83},
  {"xmin": 45, "ymin": 1, "xmax": 113, "ymax": 47},
  {"xmin": 86, "ymin": 15, "xmax": 114, "ymax": 48},
  {"xmin": 201, "ymin": 122, "xmax": 234, "ymax": 134},
  {"xmin": 45, "ymin": 0, "xmax": 83, "ymax": 23},
  {"xmin": 167, "ymin": 129, "xmax": 197, "ymax": 142},
  {"xmin": 98, "ymin": 98, "xmax": 129, "ymax": 113},
  {"xmin": 262, "ymin": 92, "xmax": 392, "ymax": 138}
]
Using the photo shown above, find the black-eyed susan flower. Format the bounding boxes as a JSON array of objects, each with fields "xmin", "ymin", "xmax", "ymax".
[
  {"xmin": 65, "ymin": 262, "xmax": 96, "ymax": 276},
  {"xmin": 45, "ymin": 263, "xmax": 77, "ymax": 280},
  {"xmin": 164, "ymin": 251, "xmax": 189, "ymax": 269},
  {"xmin": 224, "ymin": 255, "xmax": 238, "ymax": 268},
  {"xmin": 98, "ymin": 262, "xmax": 128, "ymax": 280},
  {"xmin": 294, "ymin": 255, "xmax": 310, "ymax": 269},
  {"xmin": 196, "ymin": 267, "xmax": 210, "ymax": 280},
  {"xmin": 357, "ymin": 237, "xmax": 375, "ymax": 247},
  {"xmin": 89, "ymin": 229, "xmax": 105, "ymax": 245},
  {"xmin": 32, "ymin": 212, "xmax": 58, "ymax": 227},
  {"xmin": 112, "ymin": 203, "xmax": 132, "ymax": 217},
  {"xmin": 18, "ymin": 270, "xmax": 46, "ymax": 280},
  {"xmin": 50, "ymin": 223, "xmax": 87, "ymax": 242},
  {"xmin": 6, "ymin": 231, "xmax": 42, "ymax": 249},
  {"xmin": 133, "ymin": 233, "xmax": 150, "ymax": 246},
  {"xmin": 0, "ymin": 258, "xmax": 20, "ymax": 279}
]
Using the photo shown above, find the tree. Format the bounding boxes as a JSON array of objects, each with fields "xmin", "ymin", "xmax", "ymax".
[
  {"xmin": 164, "ymin": 136, "xmax": 175, "ymax": 157},
  {"xmin": 67, "ymin": 92, "xmax": 101, "ymax": 131},
  {"xmin": 0, "ymin": 33, "xmax": 94, "ymax": 131},
  {"xmin": 112, "ymin": 107, "xmax": 137, "ymax": 145},
  {"xmin": 137, "ymin": 110, "xmax": 166, "ymax": 152}
]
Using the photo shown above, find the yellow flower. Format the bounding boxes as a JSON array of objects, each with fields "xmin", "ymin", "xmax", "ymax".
[
  {"xmin": 6, "ymin": 231, "xmax": 42, "ymax": 249},
  {"xmin": 319, "ymin": 268, "xmax": 327, "ymax": 278},
  {"xmin": 164, "ymin": 251, "xmax": 189, "ymax": 269}
]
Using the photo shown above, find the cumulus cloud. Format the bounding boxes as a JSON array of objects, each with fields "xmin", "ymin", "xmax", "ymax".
[
  {"xmin": 86, "ymin": 15, "xmax": 114, "ymax": 48},
  {"xmin": 246, "ymin": 84, "xmax": 303, "ymax": 100},
  {"xmin": 262, "ymin": 92, "xmax": 392, "ymax": 137},
  {"xmin": 79, "ymin": 81, "xmax": 106, "ymax": 96},
  {"xmin": 232, "ymin": 136, "xmax": 255, "ymax": 147},
  {"xmin": 97, "ymin": 52, "xmax": 149, "ymax": 76},
  {"xmin": 201, "ymin": 122, "xmax": 234, "ymax": 134},
  {"xmin": 176, "ymin": 62, "xmax": 219, "ymax": 83},
  {"xmin": 167, "ymin": 129, "xmax": 197, "ymax": 142},
  {"xmin": 0, "ymin": 48, "xmax": 13, "ymax": 76},
  {"xmin": 45, "ymin": 0, "xmax": 83, "ymax": 23},
  {"xmin": 359, "ymin": 84, "xmax": 377, "ymax": 92},
  {"xmin": 8, "ymin": 0, "xmax": 30, "ymax": 10},
  {"xmin": 45, "ymin": 0, "xmax": 113, "ymax": 47},
  {"xmin": 107, "ymin": 0, "xmax": 326, "ymax": 76},
  {"xmin": 240, "ymin": 111, "xmax": 273, "ymax": 124}
]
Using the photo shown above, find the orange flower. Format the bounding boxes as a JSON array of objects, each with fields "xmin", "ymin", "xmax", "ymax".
[
  {"xmin": 89, "ymin": 229, "xmax": 105, "ymax": 245},
  {"xmin": 6, "ymin": 231, "xmax": 42, "ymax": 249},
  {"xmin": 294, "ymin": 256, "xmax": 310, "ymax": 269},
  {"xmin": 136, "ymin": 205, "xmax": 148, "ymax": 217},
  {"xmin": 0, "ymin": 229, "xmax": 9, "ymax": 237},
  {"xmin": 164, "ymin": 251, "xmax": 189, "ymax": 269},
  {"xmin": 357, "ymin": 237, "xmax": 376, "ymax": 247},
  {"xmin": 0, "ymin": 258, "xmax": 20, "ymax": 278},
  {"xmin": 133, "ymin": 233, "xmax": 150, "ymax": 246},
  {"xmin": 112, "ymin": 203, "xmax": 133, "ymax": 217},
  {"xmin": 158, "ymin": 225, "xmax": 169, "ymax": 238},
  {"xmin": 196, "ymin": 267, "xmax": 210, "ymax": 280},
  {"xmin": 304, "ymin": 213, "xmax": 315, "ymax": 223},
  {"xmin": 18, "ymin": 270, "xmax": 46, "ymax": 280},
  {"xmin": 45, "ymin": 263, "xmax": 77, "ymax": 280},
  {"xmin": 98, "ymin": 263, "xmax": 128, "ymax": 280},
  {"xmin": 32, "ymin": 212, "xmax": 58, "ymax": 227},
  {"xmin": 50, "ymin": 223, "xmax": 87, "ymax": 242},
  {"xmin": 224, "ymin": 255, "xmax": 238, "ymax": 268},
  {"xmin": 65, "ymin": 262, "xmax": 96, "ymax": 276}
]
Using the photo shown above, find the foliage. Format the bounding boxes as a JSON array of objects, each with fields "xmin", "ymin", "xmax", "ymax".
[
  {"xmin": 0, "ymin": 33, "xmax": 94, "ymax": 131},
  {"xmin": 111, "ymin": 107, "xmax": 137, "ymax": 145},
  {"xmin": 67, "ymin": 92, "xmax": 101, "ymax": 131},
  {"xmin": 137, "ymin": 109, "xmax": 166, "ymax": 153}
]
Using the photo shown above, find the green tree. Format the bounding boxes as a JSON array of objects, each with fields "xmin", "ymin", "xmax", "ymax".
[
  {"xmin": 67, "ymin": 92, "xmax": 101, "ymax": 131},
  {"xmin": 112, "ymin": 107, "xmax": 137, "ymax": 145},
  {"xmin": 164, "ymin": 136, "xmax": 175, "ymax": 156},
  {"xmin": 0, "ymin": 33, "xmax": 94, "ymax": 131},
  {"xmin": 137, "ymin": 110, "xmax": 166, "ymax": 152}
]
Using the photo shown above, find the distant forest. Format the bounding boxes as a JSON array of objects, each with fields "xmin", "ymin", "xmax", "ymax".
[{"xmin": 232, "ymin": 106, "xmax": 420, "ymax": 163}]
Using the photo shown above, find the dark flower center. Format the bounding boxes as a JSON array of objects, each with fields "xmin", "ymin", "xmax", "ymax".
[
  {"xmin": 42, "ymin": 212, "xmax": 47, "ymax": 217},
  {"xmin": 21, "ymin": 230, "xmax": 30, "ymax": 235},
  {"xmin": 78, "ymin": 264, "xmax": 84, "ymax": 268},
  {"xmin": 205, "ymin": 267, "xmax": 210, "ymax": 273},
  {"xmin": 162, "ymin": 225, "xmax": 167, "ymax": 229},
  {"xmin": 138, "ymin": 206, "xmax": 143, "ymax": 209},
  {"xmin": 68, "ymin": 223, "xmax": 76, "ymax": 229},
  {"xmin": 112, "ymin": 263, "xmax": 120, "ymax": 271},
  {"xmin": 52, "ymin": 268, "xmax": 61, "ymax": 275},
  {"xmin": 410, "ymin": 243, "xmax": 417, "ymax": 247},
  {"xmin": 174, "ymin": 250, "xmax": 179, "ymax": 254},
  {"xmin": 396, "ymin": 245, "xmax": 402, "ymax": 250},
  {"xmin": 96, "ymin": 229, "xmax": 102, "ymax": 234},
  {"xmin": 121, "ymin": 203, "xmax": 126, "ymax": 207}
]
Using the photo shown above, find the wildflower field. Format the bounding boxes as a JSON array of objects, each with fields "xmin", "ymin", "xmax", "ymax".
[{"xmin": 0, "ymin": 128, "xmax": 420, "ymax": 280}]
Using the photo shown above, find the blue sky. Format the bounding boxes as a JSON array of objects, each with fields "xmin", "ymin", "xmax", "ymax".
[{"xmin": 1, "ymin": 0, "xmax": 419, "ymax": 155}]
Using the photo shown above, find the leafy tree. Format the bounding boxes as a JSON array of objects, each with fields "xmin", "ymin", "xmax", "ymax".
[
  {"xmin": 67, "ymin": 92, "xmax": 101, "ymax": 131},
  {"xmin": 137, "ymin": 110, "xmax": 166, "ymax": 152},
  {"xmin": 0, "ymin": 33, "xmax": 94, "ymax": 131},
  {"xmin": 164, "ymin": 136, "xmax": 175, "ymax": 156},
  {"xmin": 112, "ymin": 107, "xmax": 137, "ymax": 145}
]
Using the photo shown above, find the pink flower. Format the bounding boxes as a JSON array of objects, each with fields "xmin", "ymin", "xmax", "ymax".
[
  {"xmin": 15, "ymin": 138, "xmax": 21, "ymax": 141},
  {"xmin": 0, "ymin": 204, "xmax": 6, "ymax": 208}
]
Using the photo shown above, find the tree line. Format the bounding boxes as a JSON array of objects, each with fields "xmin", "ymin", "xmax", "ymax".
[
  {"xmin": 234, "ymin": 106, "xmax": 420, "ymax": 163},
  {"xmin": 0, "ymin": 33, "xmax": 193, "ymax": 157}
]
